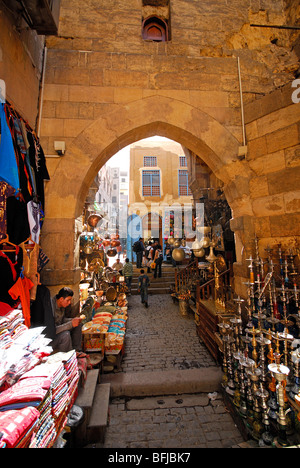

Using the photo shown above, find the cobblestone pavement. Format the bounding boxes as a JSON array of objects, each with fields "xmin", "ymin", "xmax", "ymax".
[
  {"xmin": 122, "ymin": 294, "xmax": 216, "ymax": 372},
  {"xmin": 99, "ymin": 294, "xmax": 245, "ymax": 449}
]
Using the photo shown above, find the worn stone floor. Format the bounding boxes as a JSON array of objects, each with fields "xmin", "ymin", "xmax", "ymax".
[{"xmin": 96, "ymin": 294, "xmax": 246, "ymax": 449}]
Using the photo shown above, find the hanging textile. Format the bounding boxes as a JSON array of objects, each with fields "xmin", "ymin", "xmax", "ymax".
[
  {"xmin": 5, "ymin": 107, "xmax": 32, "ymax": 203},
  {"xmin": 6, "ymin": 195, "xmax": 31, "ymax": 246},
  {"xmin": 19, "ymin": 240, "xmax": 39, "ymax": 301},
  {"xmin": 0, "ymin": 247, "xmax": 23, "ymax": 307},
  {"xmin": 0, "ymin": 182, "xmax": 15, "ymax": 241},
  {"xmin": 0, "ymin": 104, "xmax": 20, "ymax": 193},
  {"xmin": 30, "ymin": 284, "xmax": 56, "ymax": 341},
  {"xmin": 27, "ymin": 200, "xmax": 41, "ymax": 244},
  {"xmin": 26, "ymin": 131, "xmax": 50, "ymax": 212},
  {"xmin": 8, "ymin": 276, "xmax": 34, "ymax": 328}
]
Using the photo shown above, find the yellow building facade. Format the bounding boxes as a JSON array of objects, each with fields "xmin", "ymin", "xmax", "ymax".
[{"xmin": 129, "ymin": 139, "xmax": 193, "ymax": 247}]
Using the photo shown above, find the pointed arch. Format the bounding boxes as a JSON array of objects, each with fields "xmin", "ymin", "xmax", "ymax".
[{"xmin": 45, "ymin": 95, "xmax": 240, "ymax": 220}]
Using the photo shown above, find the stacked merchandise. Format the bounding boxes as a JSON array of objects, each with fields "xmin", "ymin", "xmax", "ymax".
[
  {"xmin": 0, "ymin": 406, "xmax": 40, "ymax": 448},
  {"xmin": 105, "ymin": 313, "xmax": 127, "ymax": 352},
  {"xmin": 0, "ymin": 307, "xmax": 79, "ymax": 448},
  {"xmin": 25, "ymin": 352, "xmax": 79, "ymax": 449},
  {"xmin": 0, "ymin": 310, "xmax": 50, "ymax": 391}
]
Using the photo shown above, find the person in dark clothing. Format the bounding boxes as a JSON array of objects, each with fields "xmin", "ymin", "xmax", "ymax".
[
  {"xmin": 138, "ymin": 269, "xmax": 150, "ymax": 308},
  {"xmin": 134, "ymin": 238, "xmax": 145, "ymax": 268},
  {"xmin": 153, "ymin": 245, "xmax": 163, "ymax": 278},
  {"xmin": 51, "ymin": 287, "xmax": 83, "ymax": 352}
]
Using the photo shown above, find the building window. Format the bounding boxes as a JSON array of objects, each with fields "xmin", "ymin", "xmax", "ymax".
[
  {"xmin": 144, "ymin": 156, "xmax": 157, "ymax": 167},
  {"xmin": 179, "ymin": 156, "xmax": 187, "ymax": 167},
  {"xmin": 142, "ymin": 16, "xmax": 169, "ymax": 42},
  {"xmin": 142, "ymin": 170, "xmax": 160, "ymax": 196},
  {"xmin": 178, "ymin": 170, "xmax": 191, "ymax": 196}
]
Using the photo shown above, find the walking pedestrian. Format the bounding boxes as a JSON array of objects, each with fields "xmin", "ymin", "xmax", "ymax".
[
  {"xmin": 138, "ymin": 269, "xmax": 150, "ymax": 308},
  {"xmin": 123, "ymin": 257, "xmax": 133, "ymax": 294}
]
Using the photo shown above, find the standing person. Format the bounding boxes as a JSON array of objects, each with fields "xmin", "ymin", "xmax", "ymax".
[
  {"xmin": 51, "ymin": 287, "xmax": 83, "ymax": 352},
  {"xmin": 123, "ymin": 257, "xmax": 133, "ymax": 294},
  {"xmin": 154, "ymin": 245, "xmax": 163, "ymax": 278},
  {"xmin": 147, "ymin": 240, "xmax": 157, "ymax": 272},
  {"xmin": 133, "ymin": 237, "xmax": 145, "ymax": 268},
  {"xmin": 138, "ymin": 269, "xmax": 150, "ymax": 308},
  {"xmin": 145, "ymin": 241, "xmax": 152, "ymax": 261}
]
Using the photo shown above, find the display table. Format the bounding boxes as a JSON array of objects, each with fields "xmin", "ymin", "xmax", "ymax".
[
  {"xmin": 105, "ymin": 345, "xmax": 125, "ymax": 371},
  {"xmin": 195, "ymin": 299, "xmax": 233, "ymax": 361}
]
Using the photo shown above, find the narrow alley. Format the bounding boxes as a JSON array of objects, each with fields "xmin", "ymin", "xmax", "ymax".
[{"xmin": 96, "ymin": 292, "xmax": 246, "ymax": 449}]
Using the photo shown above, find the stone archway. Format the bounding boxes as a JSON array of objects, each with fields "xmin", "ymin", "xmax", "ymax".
[{"xmin": 41, "ymin": 95, "xmax": 251, "ymax": 296}]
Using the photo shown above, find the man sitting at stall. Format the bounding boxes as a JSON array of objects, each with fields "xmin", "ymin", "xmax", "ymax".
[
  {"xmin": 112, "ymin": 258, "xmax": 123, "ymax": 273},
  {"xmin": 51, "ymin": 287, "xmax": 83, "ymax": 353}
]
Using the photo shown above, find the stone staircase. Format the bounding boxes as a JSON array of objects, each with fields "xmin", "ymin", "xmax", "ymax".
[
  {"xmin": 73, "ymin": 369, "xmax": 110, "ymax": 447},
  {"xmin": 130, "ymin": 262, "xmax": 177, "ymax": 295}
]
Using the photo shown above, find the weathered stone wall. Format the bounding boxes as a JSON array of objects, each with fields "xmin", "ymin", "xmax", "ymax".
[
  {"xmin": 0, "ymin": 4, "xmax": 45, "ymax": 127},
  {"xmin": 38, "ymin": 0, "xmax": 300, "ymax": 295},
  {"xmin": 231, "ymin": 83, "xmax": 300, "ymax": 296}
]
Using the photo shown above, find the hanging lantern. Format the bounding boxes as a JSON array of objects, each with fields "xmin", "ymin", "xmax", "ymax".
[
  {"xmin": 172, "ymin": 248, "xmax": 185, "ymax": 262},
  {"xmin": 181, "ymin": 239, "xmax": 186, "ymax": 247},
  {"xmin": 202, "ymin": 236, "xmax": 211, "ymax": 248},
  {"xmin": 87, "ymin": 213, "xmax": 103, "ymax": 227},
  {"xmin": 168, "ymin": 236, "xmax": 175, "ymax": 245},
  {"xmin": 107, "ymin": 248, "xmax": 117, "ymax": 257},
  {"xmin": 174, "ymin": 239, "xmax": 181, "ymax": 248},
  {"xmin": 194, "ymin": 248, "xmax": 205, "ymax": 257},
  {"xmin": 191, "ymin": 240, "xmax": 202, "ymax": 251},
  {"xmin": 111, "ymin": 240, "xmax": 120, "ymax": 247},
  {"xmin": 206, "ymin": 245, "xmax": 217, "ymax": 263}
]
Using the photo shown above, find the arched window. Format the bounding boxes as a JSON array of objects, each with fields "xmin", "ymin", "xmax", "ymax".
[{"xmin": 142, "ymin": 16, "xmax": 169, "ymax": 42}]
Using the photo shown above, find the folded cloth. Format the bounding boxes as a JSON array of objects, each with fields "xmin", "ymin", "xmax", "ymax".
[
  {"xmin": 0, "ymin": 377, "xmax": 51, "ymax": 411},
  {"xmin": 0, "ymin": 303, "xmax": 13, "ymax": 318},
  {"xmin": 0, "ymin": 406, "xmax": 40, "ymax": 448}
]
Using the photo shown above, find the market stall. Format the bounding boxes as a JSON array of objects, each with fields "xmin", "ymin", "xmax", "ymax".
[
  {"xmin": 81, "ymin": 286, "xmax": 128, "ymax": 373},
  {"xmin": 0, "ymin": 309, "xmax": 79, "ymax": 448},
  {"xmin": 215, "ymin": 241, "xmax": 300, "ymax": 447},
  {"xmin": 0, "ymin": 102, "xmax": 82, "ymax": 448}
]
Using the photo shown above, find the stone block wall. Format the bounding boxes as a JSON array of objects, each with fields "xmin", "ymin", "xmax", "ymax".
[
  {"xmin": 0, "ymin": 4, "xmax": 45, "ymax": 127},
  {"xmin": 35, "ymin": 0, "xmax": 300, "ymax": 295},
  {"xmin": 231, "ymin": 83, "xmax": 300, "ymax": 296}
]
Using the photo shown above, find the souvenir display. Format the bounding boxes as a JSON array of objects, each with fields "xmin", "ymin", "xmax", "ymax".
[
  {"xmin": 0, "ymin": 102, "xmax": 83, "ymax": 448},
  {"xmin": 218, "ymin": 240, "xmax": 300, "ymax": 447}
]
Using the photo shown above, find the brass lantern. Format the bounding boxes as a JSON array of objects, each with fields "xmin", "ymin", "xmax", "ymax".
[{"xmin": 172, "ymin": 248, "xmax": 185, "ymax": 262}]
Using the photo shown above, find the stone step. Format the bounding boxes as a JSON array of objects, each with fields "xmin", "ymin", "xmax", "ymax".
[
  {"xmin": 87, "ymin": 383, "xmax": 111, "ymax": 444},
  {"xmin": 74, "ymin": 368, "xmax": 100, "ymax": 446},
  {"xmin": 75, "ymin": 369, "xmax": 99, "ymax": 410},
  {"xmin": 101, "ymin": 368, "xmax": 222, "ymax": 398}
]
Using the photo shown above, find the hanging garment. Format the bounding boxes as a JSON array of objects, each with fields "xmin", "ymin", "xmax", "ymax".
[
  {"xmin": 3, "ymin": 105, "xmax": 31, "ymax": 203},
  {"xmin": 0, "ymin": 247, "xmax": 23, "ymax": 307},
  {"xmin": 19, "ymin": 241, "xmax": 39, "ymax": 301},
  {"xmin": 0, "ymin": 104, "xmax": 20, "ymax": 193},
  {"xmin": 10, "ymin": 113, "xmax": 32, "ymax": 202},
  {"xmin": 6, "ymin": 196, "xmax": 31, "ymax": 245},
  {"xmin": 0, "ymin": 182, "xmax": 15, "ymax": 241},
  {"xmin": 27, "ymin": 200, "xmax": 41, "ymax": 244},
  {"xmin": 30, "ymin": 284, "xmax": 56, "ymax": 341},
  {"xmin": 8, "ymin": 276, "xmax": 34, "ymax": 328},
  {"xmin": 37, "ymin": 248, "xmax": 49, "ymax": 273},
  {"xmin": 26, "ymin": 131, "xmax": 50, "ymax": 212}
]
